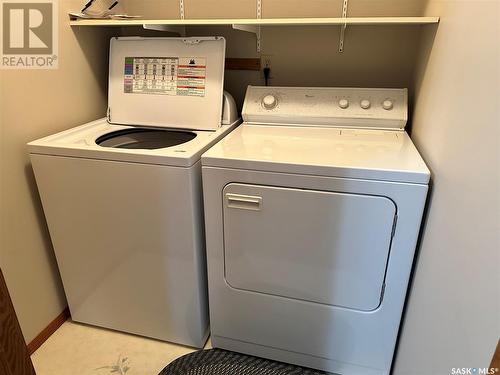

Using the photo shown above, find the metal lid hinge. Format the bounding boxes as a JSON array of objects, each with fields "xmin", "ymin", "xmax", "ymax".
[{"xmin": 107, "ymin": 107, "xmax": 111, "ymax": 122}]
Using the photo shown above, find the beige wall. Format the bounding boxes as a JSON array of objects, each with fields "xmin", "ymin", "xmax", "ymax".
[
  {"xmin": 0, "ymin": 0, "xmax": 429, "ymax": 344},
  {"xmin": 119, "ymin": 0, "xmax": 429, "ymax": 19},
  {"xmin": 120, "ymin": 0, "xmax": 430, "ymax": 108},
  {"xmin": 183, "ymin": 24, "xmax": 423, "ymax": 109},
  {"xmin": 0, "ymin": 0, "xmax": 113, "ymax": 342},
  {"xmin": 393, "ymin": 1, "xmax": 500, "ymax": 374},
  {"xmin": 6, "ymin": 3, "xmax": 497, "ymax": 366}
]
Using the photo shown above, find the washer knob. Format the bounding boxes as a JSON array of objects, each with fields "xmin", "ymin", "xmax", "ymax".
[
  {"xmin": 382, "ymin": 100, "xmax": 394, "ymax": 110},
  {"xmin": 360, "ymin": 99, "xmax": 371, "ymax": 109},
  {"xmin": 262, "ymin": 95, "xmax": 278, "ymax": 110},
  {"xmin": 338, "ymin": 99, "xmax": 349, "ymax": 109}
]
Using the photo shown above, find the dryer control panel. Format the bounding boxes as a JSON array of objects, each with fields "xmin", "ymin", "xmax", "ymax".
[{"xmin": 242, "ymin": 86, "xmax": 408, "ymax": 130}]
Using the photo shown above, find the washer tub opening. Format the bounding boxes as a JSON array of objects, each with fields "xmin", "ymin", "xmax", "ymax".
[{"xmin": 96, "ymin": 128, "xmax": 196, "ymax": 150}]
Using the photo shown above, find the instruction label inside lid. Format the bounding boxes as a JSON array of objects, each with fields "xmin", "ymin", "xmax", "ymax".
[
  {"xmin": 124, "ymin": 57, "xmax": 207, "ymax": 97},
  {"xmin": 108, "ymin": 37, "xmax": 226, "ymax": 131}
]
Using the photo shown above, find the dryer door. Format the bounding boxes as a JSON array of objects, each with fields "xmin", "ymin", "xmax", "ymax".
[{"xmin": 222, "ymin": 183, "xmax": 396, "ymax": 311}]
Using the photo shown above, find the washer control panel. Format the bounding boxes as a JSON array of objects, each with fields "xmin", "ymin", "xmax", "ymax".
[{"xmin": 243, "ymin": 86, "xmax": 408, "ymax": 130}]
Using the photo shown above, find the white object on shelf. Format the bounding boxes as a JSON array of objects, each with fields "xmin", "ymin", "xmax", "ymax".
[{"xmin": 68, "ymin": 12, "xmax": 142, "ymax": 20}]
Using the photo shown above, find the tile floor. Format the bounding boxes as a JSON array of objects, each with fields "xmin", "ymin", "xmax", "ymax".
[{"xmin": 31, "ymin": 320, "xmax": 211, "ymax": 375}]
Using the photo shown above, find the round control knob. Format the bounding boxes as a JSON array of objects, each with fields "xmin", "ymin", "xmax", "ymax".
[
  {"xmin": 262, "ymin": 95, "xmax": 278, "ymax": 110},
  {"xmin": 382, "ymin": 100, "xmax": 394, "ymax": 110},
  {"xmin": 338, "ymin": 99, "xmax": 349, "ymax": 109},
  {"xmin": 360, "ymin": 99, "xmax": 371, "ymax": 109}
]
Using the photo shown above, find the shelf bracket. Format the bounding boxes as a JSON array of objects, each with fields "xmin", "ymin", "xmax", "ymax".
[
  {"xmin": 142, "ymin": 24, "xmax": 186, "ymax": 36},
  {"xmin": 339, "ymin": 0, "xmax": 349, "ymax": 52},
  {"xmin": 179, "ymin": 0, "xmax": 185, "ymax": 19},
  {"xmin": 232, "ymin": 24, "xmax": 261, "ymax": 52},
  {"xmin": 232, "ymin": 0, "xmax": 262, "ymax": 52}
]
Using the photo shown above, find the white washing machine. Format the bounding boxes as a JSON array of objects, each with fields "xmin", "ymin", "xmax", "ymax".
[
  {"xmin": 202, "ymin": 86, "xmax": 430, "ymax": 373},
  {"xmin": 28, "ymin": 36, "xmax": 239, "ymax": 348}
]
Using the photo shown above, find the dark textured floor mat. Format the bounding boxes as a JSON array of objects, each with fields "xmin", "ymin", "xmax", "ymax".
[{"xmin": 159, "ymin": 349, "xmax": 327, "ymax": 375}]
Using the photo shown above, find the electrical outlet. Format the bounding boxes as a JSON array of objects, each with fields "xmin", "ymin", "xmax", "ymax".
[
  {"xmin": 261, "ymin": 54, "xmax": 272, "ymax": 70},
  {"xmin": 260, "ymin": 54, "xmax": 273, "ymax": 80}
]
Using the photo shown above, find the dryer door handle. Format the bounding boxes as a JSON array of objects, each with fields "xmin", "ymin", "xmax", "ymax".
[{"xmin": 225, "ymin": 193, "xmax": 262, "ymax": 211}]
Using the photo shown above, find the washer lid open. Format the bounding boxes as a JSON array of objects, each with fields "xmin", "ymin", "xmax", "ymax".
[
  {"xmin": 108, "ymin": 37, "xmax": 226, "ymax": 131},
  {"xmin": 96, "ymin": 128, "xmax": 196, "ymax": 149}
]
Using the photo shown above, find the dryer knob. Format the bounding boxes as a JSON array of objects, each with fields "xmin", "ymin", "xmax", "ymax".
[
  {"xmin": 382, "ymin": 100, "xmax": 394, "ymax": 110},
  {"xmin": 338, "ymin": 99, "xmax": 349, "ymax": 109},
  {"xmin": 262, "ymin": 95, "xmax": 278, "ymax": 110},
  {"xmin": 360, "ymin": 99, "xmax": 371, "ymax": 109}
]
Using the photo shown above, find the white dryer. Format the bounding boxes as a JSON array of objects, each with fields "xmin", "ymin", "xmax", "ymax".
[
  {"xmin": 201, "ymin": 86, "xmax": 430, "ymax": 374},
  {"xmin": 28, "ymin": 37, "xmax": 239, "ymax": 348}
]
